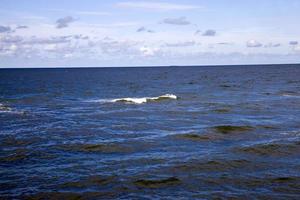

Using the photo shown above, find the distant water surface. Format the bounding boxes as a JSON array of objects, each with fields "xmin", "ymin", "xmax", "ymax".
[{"xmin": 1, "ymin": 65, "xmax": 300, "ymax": 199}]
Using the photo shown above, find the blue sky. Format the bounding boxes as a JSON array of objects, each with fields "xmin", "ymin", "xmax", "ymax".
[{"xmin": 0, "ymin": 0, "xmax": 299, "ymax": 67}]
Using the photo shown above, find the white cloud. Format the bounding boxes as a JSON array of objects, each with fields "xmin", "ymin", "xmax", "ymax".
[
  {"xmin": 44, "ymin": 44, "xmax": 57, "ymax": 51},
  {"xmin": 137, "ymin": 26, "xmax": 154, "ymax": 33},
  {"xmin": 116, "ymin": 1, "xmax": 202, "ymax": 11},
  {"xmin": 289, "ymin": 41, "xmax": 298, "ymax": 46},
  {"xmin": 63, "ymin": 53, "xmax": 73, "ymax": 58},
  {"xmin": 247, "ymin": 40, "xmax": 262, "ymax": 48},
  {"xmin": 202, "ymin": 29, "xmax": 216, "ymax": 36},
  {"xmin": 217, "ymin": 42, "xmax": 234, "ymax": 45},
  {"xmin": 162, "ymin": 17, "xmax": 190, "ymax": 25},
  {"xmin": 16, "ymin": 25, "xmax": 28, "ymax": 29},
  {"xmin": 24, "ymin": 36, "xmax": 71, "ymax": 45},
  {"xmin": 164, "ymin": 41, "xmax": 198, "ymax": 47},
  {"xmin": 56, "ymin": 16, "xmax": 76, "ymax": 29},
  {"xmin": 140, "ymin": 46, "xmax": 159, "ymax": 56},
  {"xmin": 294, "ymin": 45, "xmax": 300, "ymax": 52},
  {"xmin": 194, "ymin": 30, "xmax": 201, "ymax": 35},
  {"xmin": 88, "ymin": 37, "xmax": 142, "ymax": 56},
  {"xmin": 0, "ymin": 25, "xmax": 12, "ymax": 33},
  {"xmin": 0, "ymin": 35, "xmax": 23, "ymax": 44},
  {"xmin": 9, "ymin": 44, "xmax": 18, "ymax": 51},
  {"xmin": 264, "ymin": 43, "xmax": 281, "ymax": 48}
]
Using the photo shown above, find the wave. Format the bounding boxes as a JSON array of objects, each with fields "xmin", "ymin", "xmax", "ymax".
[
  {"xmin": 89, "ymin": 94, "xmax": 178, "ymax": 104},
  {"xmin": 279, "ymin": 91, "xmax": 300, "ymax": 98},
  {"xmin": 0, "ymin": 103, "xmax": 12, "ymax": 113},
  {"xmin": 0, "ymin": 103, "xmax": 25, "ymax": 115}
]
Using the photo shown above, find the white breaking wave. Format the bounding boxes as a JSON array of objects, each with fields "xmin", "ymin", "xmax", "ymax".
[
  {"xmin": 90, "ymin": 94, "xmax": 178, "ymax": 104},
  {"xmin": 282, "ymin": 94, "xmax": 300, "ymax": 98},
  {"xmin": 0, "ymin": 103, "xmax": 12, "ymax": 113},
  {"xmin": 0, "ymin": 103, "xmax": 25, "ymax": 114},
  {"xmin": 279, "ymin": 91, "xmax": 300, "ymax": 98}
]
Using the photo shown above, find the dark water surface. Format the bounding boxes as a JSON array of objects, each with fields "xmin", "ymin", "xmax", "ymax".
[{"xmin": 1, "ymin": 65, "xmax": 300, "ymax": 199}]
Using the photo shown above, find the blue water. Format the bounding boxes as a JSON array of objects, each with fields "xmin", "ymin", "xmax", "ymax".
[{"xmin": 1, "ymin": 65, "xmax": 300, "ymax": 199}]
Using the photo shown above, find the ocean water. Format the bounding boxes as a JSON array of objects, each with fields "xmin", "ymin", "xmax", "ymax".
[{"xmin": 1, "ymin": 65, "xmax": 300, "ymax": 199}]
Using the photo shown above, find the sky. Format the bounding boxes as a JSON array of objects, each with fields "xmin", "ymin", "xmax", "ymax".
[{"xmin": 0, "ymin": 0, "xmax": 299, "ymax": 67}]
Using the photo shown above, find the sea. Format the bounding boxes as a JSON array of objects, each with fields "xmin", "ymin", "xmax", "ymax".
[{"xmin": 1, "ymin": 64, "xmax": 300, "ymax": 199}]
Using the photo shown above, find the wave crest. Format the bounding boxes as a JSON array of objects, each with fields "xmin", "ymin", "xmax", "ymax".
[
  {"xmin": 91, "ymin": 94, "xmax": 177, "ymax": 104},
  {"xmin": 0, "ymin": 103, "xmax": 12, "ymax": 113}
]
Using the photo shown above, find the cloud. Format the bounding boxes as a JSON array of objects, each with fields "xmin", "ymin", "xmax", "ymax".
[
  {"xmin": 264, "ymin": 43, "xmax": 281, "ymax": 48},
  {"xmin": 194, "ymin": 30, "xmax": 201, "ymax": 35},
  {"xmin": 136, "ymin": 26, "xmax": 154, "ymax": 33},
  {"xmin": 0, "ymin": 33, "xmax": 94, "ymax": 59},
  {"xmin": 140, "ymin": 46, "xmax": 159, "ymax": 56},
  {"xmin": 0, "ymin": 36, "xmax": 26, "ymax": 56},
  {"xmin": 246, "ymin": 41, "xmax": 280, "ymax": 48},
  {"xmin": 164, "ymin": 41, "xmax": 198, "ymax": 47},
  {"xmin": 162, "ymin": 17, "xmax": 190, "ymax": 25},
  {"xmin": 73, "ymin": 34, "xmax": 89, "ymax": 40},
  {"xmin": 289, "ymin": 41, "xmax": 298, "ymax": 46},
  {"xmin": 137, "ymin": 27, "xmax": 146, "ymax": 32},
  {"xmin": 0, "ymin": 25, "xmax": 11, "ymax": 33},
  {"xmin": 21, "ymin": 35, "xmax": 89, "ymax": 45},
  {"xmin": 0, "ymin": 35, "xmax": 23, "ymax": 44},
  {"xmin": 116, "ymin": 2, "xmax": 202, "ymax": 11},
  {"xmin": 217, "ymin": 42, "xmax": 233, "ymax": 45},
  {"xmin": 294, "ymin": 45, "xmax": 300, "ymax": 52},
  {"xmin": 0, "ymin": 43, "xmax": 18, "ymax": 55},
  {"xmin": 23, "ymin": 36, "xmax": 72, "ymax": 45},
  {"xmin": 56, "ymin": 16, "xmax": 76, "ymax": 29},
  {"xmin": 16, "ymin": 25, "xmax": 28, "ymax": 29},
  {"xmin": 247, "ymin": 40, "xmax": 262, "ymax": 48},
  {"xmin": 0, "ymin": 35, "xmax": 82, "ymax": 51},
  {"xmin": 88, "ymin": 37, "xmax": 141, "ymax": 56},
  {"xmin": 202, "ymin": 29, "xmax": 216, "ymax": 36}
]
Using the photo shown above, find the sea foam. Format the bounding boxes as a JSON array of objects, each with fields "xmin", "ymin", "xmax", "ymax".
[
  {"xmin": 90, "ymin": 94, "xmax": 177, "ymax": 104},
  {"xmin": 0, "ymin": 103, "xmax": 25, "ymax": 114},
  {"xmin": 0, "ymin": 103, "xmax": 12, "ymax": 113}
]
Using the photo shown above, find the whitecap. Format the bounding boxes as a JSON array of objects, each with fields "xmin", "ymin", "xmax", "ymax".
[
  {"xmin": 0, "ymin": 103, "xmax": 12, "ymax": 113},
  {"xmin": 89, "ymin": 94, "xmax": 178, "ymax": 104},
  {"xmin": 279, "ymin": 91, "xmax": 300, "ymax": 98},
  {"xmin": 0, "ymin": 103, "xmax": 25, "ymax": 114}
]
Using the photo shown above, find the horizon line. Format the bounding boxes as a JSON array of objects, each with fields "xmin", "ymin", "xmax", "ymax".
[{"xmin": 0, "ymin": 63, "xmax": 299, "ymax": 70}]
